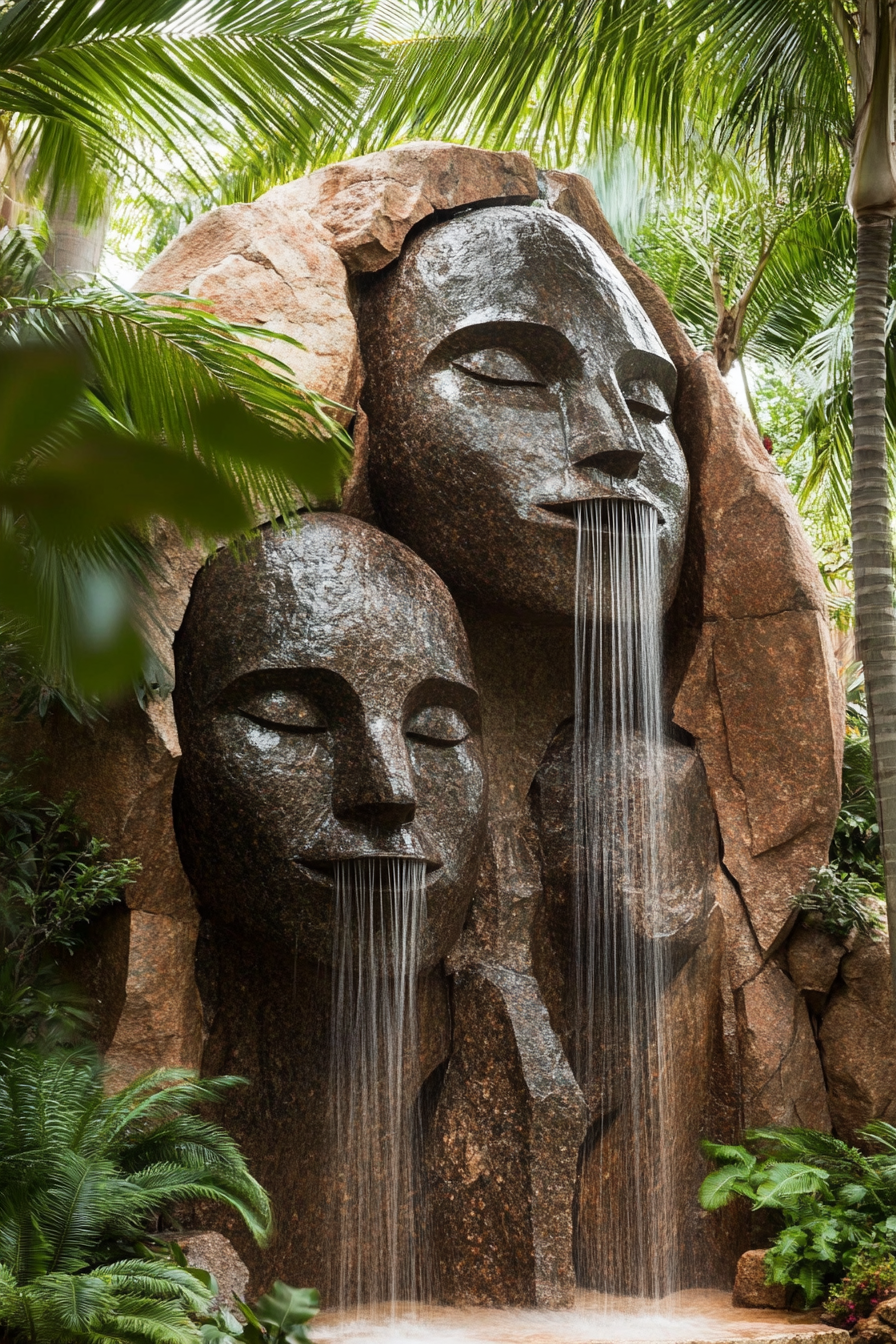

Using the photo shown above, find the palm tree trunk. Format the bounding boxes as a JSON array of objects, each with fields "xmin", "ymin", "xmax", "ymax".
[
  {"xmin": 36, "ymin": 191, "xmax": 108, "ymax": 288},
  {"xmin": 852, "ymin": 212, "xmax": 896, "ymax": 995}
]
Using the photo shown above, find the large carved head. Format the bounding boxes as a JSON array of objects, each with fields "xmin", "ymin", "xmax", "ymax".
[
  {"xmin": 172, "ymin": 514, "xmax": 487, "ymax": 969},
  {"xmin": 360, "ymin": 205, "xmax": 688, "ymax": 618}
]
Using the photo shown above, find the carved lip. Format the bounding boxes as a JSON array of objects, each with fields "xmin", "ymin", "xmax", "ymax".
[
  {"xmin": 295, "ymin": 854, "xmax": 442, "ymax": 885},
  {"xmin": 534, "ymin": 495, "xmax": 664, "ymax": 530}
]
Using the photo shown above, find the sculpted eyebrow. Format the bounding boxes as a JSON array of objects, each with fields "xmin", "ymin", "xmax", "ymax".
[
  {"xmin": 427, "ymin": 320, "xmax": 581, "ymax": 377},
  {"xmin": 616, "ymin": 348, "xmax": 677, "ymax": 402}
]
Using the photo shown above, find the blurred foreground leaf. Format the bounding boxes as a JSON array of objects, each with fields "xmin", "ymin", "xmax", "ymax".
[{"xmin": 0, "ymin": 343, "xmax": 350, "ymax": 702}]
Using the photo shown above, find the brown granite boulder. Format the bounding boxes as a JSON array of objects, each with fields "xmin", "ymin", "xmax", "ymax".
[
  {"xmin": 140, "ymin": 198, "xmax": 361, "ymax": 413},
  {"xmin": 163, "ymin": 1232, "xmax": 249, "ymax": 1312},
  {"xmin": 671, "ymin": 375, "xmax": 843, "ymax": 957},
  {"xmin": 103, "ymin": 910, "xmax": 202, "ymax": 1091},
  {"xmin": 737, "ymin": 960, "xmax": 830, "ymax": 1129},
  {"xmin": 714, "ymin": 843, "xmax": 830, "ymax": 1129},
  {"xmin": 787, "ymin": 921, "xmax": 851, "ymax": 1012},
  {"xmin": 819, "ymin": 930, "xmax": 896, "ymax": 1139},
  {"xmin": 732, "ymin": 1249, "xmax": 787, "ymax": 1309},
  {"xmin": 264, "ymin": 141, "xmax": 538, "ymax": 271},
  {"xmin": 855, "ymin": 1311, "xmax": 896, "ymax": 1343}
]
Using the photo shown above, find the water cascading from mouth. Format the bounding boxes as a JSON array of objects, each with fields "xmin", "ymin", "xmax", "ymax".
[
  {"xmin": 572, "ymin": 496, "xmax": 675, "ymax": 1301},
  {"xmin": 330, "ymin": 856, "xmax": 431, "ymax": 1314}
]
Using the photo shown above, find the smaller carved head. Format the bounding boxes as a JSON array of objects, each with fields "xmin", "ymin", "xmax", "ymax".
[
  {"xmin": 360, "ymin": 206, "xmax": 688, "ymax": 619},
  {"xmin": 173, "ymin": 514, "xmax": 487, "ymax": 969}
]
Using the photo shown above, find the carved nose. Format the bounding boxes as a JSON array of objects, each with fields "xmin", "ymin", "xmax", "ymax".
[
  {"xmin": 332, "ymin": 717, "xmax": 417, "ymax": 827},
  {"xmin": 574, "ymin": 448, "xmax": 645, "ymax": 481},
  {"xmin": 346, "ymin": 796, "xmax": 417, "ymax": 827}
]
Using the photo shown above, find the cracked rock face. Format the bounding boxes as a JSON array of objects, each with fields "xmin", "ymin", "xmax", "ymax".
[
  {"xmin": 140, "ymin": 198, "xmax": 362, "ymax": 413},
  {"xmin": 261, "ymin": 140, "xmax": 538, "ymax": 271},
  {"xmin": 819, "ymin": 931, "xmax": 896, "ymax": 1140}
]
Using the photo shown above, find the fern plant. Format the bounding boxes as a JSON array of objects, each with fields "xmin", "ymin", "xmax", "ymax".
[
  {"xmin": 700, "ymin": 1124, "xmax": 896, "ymax": 1305},
  {"xmin": 0, "ymin": 1050, "xmax": 272, "ymax": 1344}
]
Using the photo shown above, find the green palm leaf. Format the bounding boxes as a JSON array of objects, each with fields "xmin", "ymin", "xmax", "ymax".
[
  {"xmin": 0, "ymin": 0, "xmax": 385, "ymax": 212},
  {"xmin": 0, "ymin": 281, "xmax": 351, "ymax": 515}
]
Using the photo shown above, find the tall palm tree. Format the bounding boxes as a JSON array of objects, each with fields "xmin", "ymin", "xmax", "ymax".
[{"xmin": 364, "ymin": 0, "xmax": 896, "ymax": 998}]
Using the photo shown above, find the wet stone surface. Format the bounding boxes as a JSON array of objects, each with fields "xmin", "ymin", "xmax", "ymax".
[{"xmin": 361, "ymin": 205, "xmax": 689, "ymax": 619}]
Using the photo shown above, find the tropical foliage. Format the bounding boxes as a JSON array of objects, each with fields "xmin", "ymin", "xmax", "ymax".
[
  {"xmin": 0, "ymin": 0, "xmax": 381, "ymax": 224},
  {"xmin": 0, "ymin": 1051, "xmax": 271, "ymax": 1344},
  {"xmin": 700, "ymin": 1124, "xmax": 896, "ymax": 1305},
  {"xmin": 0, "ymin": 295, "xmax": 350, "ymax": 702},
  {"xmin": 0, "ymin": 0, "xmax": 376, "ymax": 709},
  {"xmin": 195, "ymin": 1276, "xmax": 320, "ymax": 1344},
  {"xmin": 0, "ymin": 764, "xmax": 137, "ymax": 1047},
  {"xmin": 793, "ymin": 866, "xmax": 884, "ymax": 943}
]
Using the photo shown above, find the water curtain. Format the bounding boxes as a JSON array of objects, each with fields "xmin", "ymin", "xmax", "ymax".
[
  {"xmin": 330, "ymin": 856, "xmax": 430, "ymax": 1312},
  {"xmin": 573, "ymin": 497, "xmax": 675, "ymax": 1299}
]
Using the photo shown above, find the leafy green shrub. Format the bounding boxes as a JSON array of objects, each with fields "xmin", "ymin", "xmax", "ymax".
[
  {"xmin": 793, "ymin": 864, "xmax": 884, "ymax": 942},
  {"xmin": 147, "ymin": 1243, "xmax": 319, "ymax": 1344},
  {"xmin": 699, "ymin": 1123, "xmax": 896, "ymax": 1305},
  {"xmin": 822, "ymin": 1247, "xmax": 896, "ymax": 1328},
  {"xmin": 0, "ymin": 766, "xmax": 138, "ymax": 1045},
  {"xmin": 197, "ymin": 1278, "xmax": 320, "ymax": 1344},
  {"xmin": 0, "ymin": 1048, "xmax": 272, "ymax": 1344}
]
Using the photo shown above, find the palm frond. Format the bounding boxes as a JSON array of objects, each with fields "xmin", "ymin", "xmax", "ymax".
[
  {"xmin": 0, "ymin": 280, "xmax": 351, "ymax": 517},
  {"xmin": 0, "ymin": 0, "xmax": 386, "ymax": 213}
]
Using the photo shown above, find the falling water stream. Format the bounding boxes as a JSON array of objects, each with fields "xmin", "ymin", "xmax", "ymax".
[
  {"xmin": 571, "ymin": 496, "xmax": 675, "ymax": 1301},
  {"xmin": 330, "ymin": 857, "xmax": 430, "ymax": 1313}
]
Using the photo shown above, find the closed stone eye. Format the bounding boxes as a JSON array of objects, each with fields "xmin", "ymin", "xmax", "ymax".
[
  {"xmin": 237, "ymin": 689, "xmax": 327, "ymax": 732},
  {"xmin": 405, "ymin": 705, "xmax": 470, "ymax": 745},
  {"xmin": 452, "ymin": 348, "xmax": 545, "ymax": 387}
]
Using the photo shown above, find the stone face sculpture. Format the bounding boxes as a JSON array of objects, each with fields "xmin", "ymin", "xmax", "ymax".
[
  {"xmin": 172, "ymin": 513, "xmax": 487, "ymax": 1292},
  {"xmin": 361, "ymin": 206, "xmax": 688, "ymax": 618},
  {"xmin": 174, "ymin": 513, "xmax": 485, "ymax": 967}
]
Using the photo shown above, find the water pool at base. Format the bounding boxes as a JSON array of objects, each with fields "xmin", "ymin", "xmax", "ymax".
[{"xmin": 315, "ymin": 1289, "xmax": 844, "ymax": 1343}]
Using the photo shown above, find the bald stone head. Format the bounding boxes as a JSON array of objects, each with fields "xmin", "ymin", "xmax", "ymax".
[
  {"xmin": 360, "ymin": 205, "xmax": 689, "ymax": 618},
  {"xmin": 173, "ymin": 514, "xmax": 487, "ymax": 968}
]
